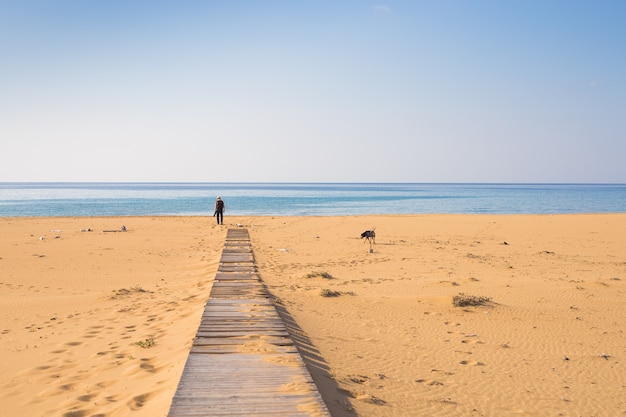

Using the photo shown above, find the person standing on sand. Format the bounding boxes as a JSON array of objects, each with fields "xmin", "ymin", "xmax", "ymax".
[{"xmin": 214, "ymin": 196, "xmax": 225, "ymax": 225}]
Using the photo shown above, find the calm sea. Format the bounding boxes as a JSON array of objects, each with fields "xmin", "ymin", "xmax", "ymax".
[{"xmin": 0, "ymin": 183, "xmax": 625, "ymax": 217}]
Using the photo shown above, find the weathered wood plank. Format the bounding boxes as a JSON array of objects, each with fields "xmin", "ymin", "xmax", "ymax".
[
  {"xmin": 191, "ymin": 336, "xmax": 293, "ymax": 345},
  {"xmin": 214, "ymin": 273, "xmax": 260, "ymax": 280},
  {"xmin": 190, "ymin": 343, "xmax": 295, "ymax": 351}
]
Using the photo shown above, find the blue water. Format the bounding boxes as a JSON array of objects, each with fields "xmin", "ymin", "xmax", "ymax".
[{"xmin": 0, "ymin": 183, "xmax": 625, "ymax": 217}]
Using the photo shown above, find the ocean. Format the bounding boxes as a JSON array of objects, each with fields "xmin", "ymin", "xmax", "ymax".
[{"xmin": 0, "ymin": 183, "xmax": 625, "ymax": 217}]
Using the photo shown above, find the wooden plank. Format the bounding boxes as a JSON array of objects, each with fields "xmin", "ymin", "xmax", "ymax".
[
  {"xmin": 199, "ymin": 317, "xmax": 284, "ymax": 324},
  {"xmin": 216, "ymin": 266, "xmax": 257, "ymax": 273},
  {"xmin": 213, "ymin": 275, "xmax": 260, "ymax": 281},
  {"xmin": 197, "ymin": 318, "xmax": 284, "ymax": 324},
  {"xmin": 220, "ymin": 255, "xmax": 254, "ymax": 263},
  {"xmin": 190, "ymin": 345, "xmax": 299, "ymax": 354}
]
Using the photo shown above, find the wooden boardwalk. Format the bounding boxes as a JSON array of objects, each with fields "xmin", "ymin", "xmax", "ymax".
[{"xmin": 167, "ymin": 228, "xmax": 331, "ymax": 417}]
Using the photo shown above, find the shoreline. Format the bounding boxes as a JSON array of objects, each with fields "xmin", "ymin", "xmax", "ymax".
[
  {"xmin": 2, "ymin": 214, "xmax": 625, "ymax": 416},
  {"xmin": 3, "ymin": 183, "xmax": 626, "ymax": 218}
]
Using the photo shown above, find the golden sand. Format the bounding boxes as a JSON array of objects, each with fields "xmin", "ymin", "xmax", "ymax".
[{"xmin": 1, "ymin": 215, "xmax": 625, "ymax": 417}]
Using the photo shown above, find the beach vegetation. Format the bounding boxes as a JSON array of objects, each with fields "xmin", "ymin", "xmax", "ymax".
[
  {"xmin": 320, "ymin": 289, "xmax": 341, "ymax": 297},
  {"xmin": 306, "ymin": 271, "xmax": 334, "ymax": 279},
  {"xmin": 111, "ymin": 286, "xmax": 149, "ymax": 298},
  {"xmin": 453, "ymin": 294, "xmax": 492, "ymax": 307},
  {"xmin": 112, "ymin": 288, "xmax": 131, "ymax": 297},
  {"xmin": 135, "ymin": 338, "xmax": 155, "ymax": 348}
]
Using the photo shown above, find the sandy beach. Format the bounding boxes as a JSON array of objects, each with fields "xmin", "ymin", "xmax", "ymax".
[{"xmin": 1, "ymin": 214, "xmax": 625, "ymax": 417}]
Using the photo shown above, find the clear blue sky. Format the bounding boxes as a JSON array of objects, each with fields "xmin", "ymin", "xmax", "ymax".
[{"xmin": 1, "ymin": 1, "xmax": 625, "ymax": 183}]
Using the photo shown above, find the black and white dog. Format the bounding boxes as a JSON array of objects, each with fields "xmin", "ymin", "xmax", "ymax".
[{"xmin": 361, "ymin": 228, "xmax": 376, "ymax": 244}]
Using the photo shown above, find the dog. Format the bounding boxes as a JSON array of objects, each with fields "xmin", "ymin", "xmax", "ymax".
[{"xmin": 361, "ymin": 228, "xmax": 376, "ymax": 244}]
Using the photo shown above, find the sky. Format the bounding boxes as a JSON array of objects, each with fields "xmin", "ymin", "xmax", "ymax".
[{"xmin": 1, "ymin": 1, "xmax": 625, "ymax": 183}]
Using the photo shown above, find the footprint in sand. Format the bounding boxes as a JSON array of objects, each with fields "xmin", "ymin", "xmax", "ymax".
[
  {"xmin": 60, "ymin": 409, "xmax": 89, "ymax": 417},
  {"xmin": 86, "ymin": 329, "xmax": 103, "ymax": 337},
  {"xmin": 139, "ymin": 363, "xmax": 156, "ymax": 373},
  {"xmin": 139, "ymin": 358, "xmax": 158, "ymax": 373},
  {"xmin": 416, "ymin": 378, "xmax": 445, "ymax": 386},
  {"xmin": 59, "ymin": 383, "xmax": 76, "ymax": 391},
  {"xmin": 461, "ymin": 338, "xmax": 482, "ymax": 345},
  {"xmin": 127, "ymin": 393, "xmax": 152, "ymax": 410},
  {"xmin": 104, "ymin": 394, "xmax": 121, "ymax": 403},
  {"xmin": 460, "ymin": 360, "xmax": 485, "ymax": 366},
  {"xmin": 122, "ymin": 358, "xmax": 159, "ymax": 378},
  {"xmin": 76, "ymin": 393, "xmax": 98, "ymax": 402}
]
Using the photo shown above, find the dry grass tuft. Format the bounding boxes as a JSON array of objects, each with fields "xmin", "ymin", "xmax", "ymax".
[
  {"xmin": 135, "ymin": 338, "xmax": 155, "ymax": 348},
  {"xmin": 320, "ymin": 289, "xmax": 342, "ymax": 297},
  {"xmin": 306, "ymin": 271, "xmax": 334, "ymax": 279},
  {"xmin": 453, "ymin": 294, "xmax": 493, "ymax": 307}
]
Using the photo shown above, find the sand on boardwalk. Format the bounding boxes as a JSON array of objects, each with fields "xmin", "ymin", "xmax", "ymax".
[{"xmin": 1, "ymin": 214, "xmax": 625, "ymax": 417}]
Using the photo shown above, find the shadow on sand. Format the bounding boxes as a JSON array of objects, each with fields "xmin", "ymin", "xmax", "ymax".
[{"xmin": 271, "ymin": 298, "xmax": 357, "ymax": 417}]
